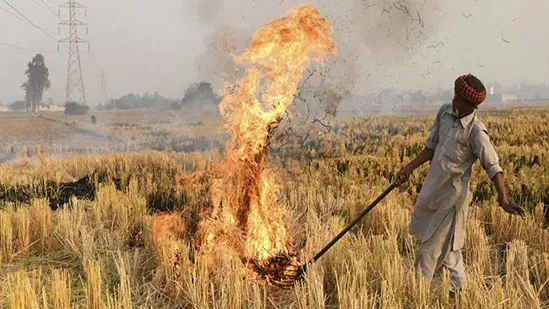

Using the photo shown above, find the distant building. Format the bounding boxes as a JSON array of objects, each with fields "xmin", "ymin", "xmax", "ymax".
[
  {"xmin": 485, "ymin": 84, "xmax": 522, "ymax": 104},
  {"xmin": 501, "ymin": 94, "xmax": 522, "ymax": 103},
  {"xmin": 486, "ymin": 93, "xmax": 522, "ymax": 104},
  {"xmin": 486, "ymin": 93, "xmax": 502, "ymax": 103}
]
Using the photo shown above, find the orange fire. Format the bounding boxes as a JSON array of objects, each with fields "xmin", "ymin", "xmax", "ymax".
[
  {"xmin": 153, "ymin": 4, "xmax": 336, "ymax": 269},
  {"xmin": 211, "ymin": 4, "xmax": 336, "ymax": 261}
]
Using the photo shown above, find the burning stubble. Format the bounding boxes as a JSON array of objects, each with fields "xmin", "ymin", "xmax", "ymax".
[
  {"xmin": 153, "ymin": 5, "xmax": 336, "ymax": 278},
  {"xmin": 208, "ymin": 4, "xmax": 337, "ymax": 261}
]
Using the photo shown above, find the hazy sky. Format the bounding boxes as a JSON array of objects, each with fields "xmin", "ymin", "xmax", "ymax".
[{"xmin": 0, "ymin": 0, "xmax": 548, "ymax": 105}]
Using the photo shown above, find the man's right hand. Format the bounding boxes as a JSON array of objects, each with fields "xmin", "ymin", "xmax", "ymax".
[
  {"xmin": 395, "ymin": 147, "xmax": 433, "ymax": 185},
  {"xmin": 396, "ymin": 166, "xmax": 412, "ymax": 184}
]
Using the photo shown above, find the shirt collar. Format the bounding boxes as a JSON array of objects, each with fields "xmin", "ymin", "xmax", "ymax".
[
  {"xmin": 459, "ymin": 110, "xmax": 476, "ymax": 128},
  {"xmin": 442, "ymin": 104, "xmax": 475, "ymax": 128}
]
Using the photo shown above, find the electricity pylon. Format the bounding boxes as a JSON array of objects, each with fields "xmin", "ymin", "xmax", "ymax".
[
  {"xmin": 97, "ymin": 69, "xmax": 110, "ymax": 108},
  {"xmin": 58, "ymin": 0, "xmax": 88, "ymax": 105}
]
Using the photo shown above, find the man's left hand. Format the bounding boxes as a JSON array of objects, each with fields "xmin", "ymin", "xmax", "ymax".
[{"xmin": 500, "ymin": 201, "xmax": 525, "ymax": 217}]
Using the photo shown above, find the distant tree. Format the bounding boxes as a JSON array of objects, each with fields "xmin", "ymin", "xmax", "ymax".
[
  {"xmin": 21, "ymin": 54, "xmax": 51, "ymax": 113},
  {"xmin": 429, "ymin": 88, "xmax": 453, "ymax": 103},
  {"xmin": 136, "ymin": 92, "xmax": 174, "ymax": 109},
  {"xmin": 410, "ymin": 90, "xmax": 426, "ymax": 104},
  {"xmin": 103, "ymin": 92, "xmax": 176, "ymax": 111},
  {"xmin": 115, "ymin": 93, "xmax": 140, "ymax": 109},
  {"xmin": 9, "ymin": 100, "xmax": 27, "ymax": 111},
  {"xmin": 21, "ymin": 81, "xmax": 32, "ymax": 112},
  {"xmin": 105, "ymin": 93, "xmax": 139, "ymax": 110},
  {"xmin": 42, "ymin": 98, "xmax": 54, "ymax": 109},
  {"xmin": 173, "ymin": 81, "xmax": 221, "ymax": 109}
]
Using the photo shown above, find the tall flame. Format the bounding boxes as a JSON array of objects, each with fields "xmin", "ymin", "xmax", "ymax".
[{"xmin": 209, "ymin": 5, "xmax": 337, "ymax": 261}]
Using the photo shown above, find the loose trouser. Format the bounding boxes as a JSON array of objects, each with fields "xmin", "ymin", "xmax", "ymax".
[{"xmin": 414, "ymin": 207, "xmax": 465, "ymax": 289}]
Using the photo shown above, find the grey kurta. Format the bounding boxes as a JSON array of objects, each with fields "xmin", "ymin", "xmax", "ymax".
[{"xmin": 410, "ymin": 103, "xmax": 503, "ymax": 251}]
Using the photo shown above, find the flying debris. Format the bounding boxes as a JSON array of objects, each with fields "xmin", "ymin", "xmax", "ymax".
[
  {"xmin": 427, "ymin": 41, "xmax": 445, "ymax": 49},
  {"xmin": 392, "ymin": 2, "xmax": 411, "ymax": 17},
  {"xmin": 417, "ymin": 11, "xmax": 424, "ymax": 28},
  {"xmin": 501, "ymin": 30, "xmax": 510, "ymax": 43}
]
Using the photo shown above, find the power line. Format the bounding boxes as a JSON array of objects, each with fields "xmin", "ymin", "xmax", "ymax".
[
  {"xmin": 0, "ymin": 4, "xmax": 58, "ymax": 36},
  {"xmin": 26, "ymin": 0, "xmax": 60, "ymax": 38},
  {"xmin": 1, "ymin": 0, "xmax": 60, "ymax": 43},
  {"xmin": 30, "ymin": 0, "xmax": 50, "ymax": 16},
  {"xmin": 39, "ymin": 0, "xmax": 58, "ymax": 17},
  {"xmin": 29, "ymin": 0, "xmax": 58, "ymax": 19},
  {"xmin": 0, "ymin": 4, "xmax": 29, "ymax": 24},
  {"xmin": 0, "ymin": 40, "xmax": 44, "ymax": 52}
]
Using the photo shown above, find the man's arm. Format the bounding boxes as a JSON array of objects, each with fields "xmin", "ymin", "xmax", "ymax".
[
  {"xmin": 471, "ymin": 128, "xmax": 525, "ymax": 217},
  {"xmin": 491, "ymin": 172, "xmax": 525, "ymax": 216},
  {"xmin": 397, "ymin": 147, "xmax": 434, "ymax": 183},
  {"xmin": 396, "ymin": 105, "xmax": 444, "ymax": 184}
]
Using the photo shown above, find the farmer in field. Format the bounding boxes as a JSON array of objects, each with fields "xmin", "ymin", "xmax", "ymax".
[{"xmin": 397, "ymin": 74, "xmax": 525, "ymax": 290}]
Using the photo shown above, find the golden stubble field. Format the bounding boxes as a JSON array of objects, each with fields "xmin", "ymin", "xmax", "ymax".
[
  {"xmin": 0, "ymin": 105, "xmax": 548, "ymax": 308},
  {"xmin": 0, "ymin": 110, "xmax": 226, "ymax": 164}
]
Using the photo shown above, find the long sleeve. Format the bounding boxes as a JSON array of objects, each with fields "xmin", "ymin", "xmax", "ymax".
[
  {"xmin": 425, "ymin": 106, "xmax": 443, "ymax": 150},
  {"xmin": 470, "ymin": 129, "xmax": 503, "ymax": 179}
]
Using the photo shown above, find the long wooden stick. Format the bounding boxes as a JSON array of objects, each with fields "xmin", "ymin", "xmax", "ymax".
[{"xmin": 296, "ymin": 182, "xmax": 399, "ymax": 278}]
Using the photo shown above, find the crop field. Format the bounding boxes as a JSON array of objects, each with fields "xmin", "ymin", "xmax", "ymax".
[
  {"xmin": 0, "ymin": 110, "xmax": 225, "ymax": 164},
  {"xmin": 0, "ymin": 104, "xmax": 548, "ymax": 308}
]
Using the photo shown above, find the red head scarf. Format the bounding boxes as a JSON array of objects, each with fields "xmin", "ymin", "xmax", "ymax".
[{"xmin": 454, "ymin": 74, "xmax": 487, "ymax": 105}]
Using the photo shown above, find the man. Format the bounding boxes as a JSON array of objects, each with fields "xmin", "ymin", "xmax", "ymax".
[{"xmin": 397, "ymin": 74, "xmax": 524, "ymax": 290}]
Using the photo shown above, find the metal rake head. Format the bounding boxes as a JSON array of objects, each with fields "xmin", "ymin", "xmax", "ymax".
[
  {"xmin": 249, "ymin": 254, "xmax": 306, "ymax": 288},
  {"xmin": 268, "ymin": 263, "xmax": 307, "ymax": 288}
]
